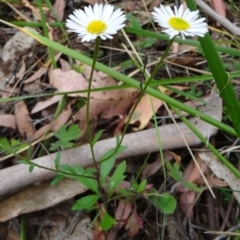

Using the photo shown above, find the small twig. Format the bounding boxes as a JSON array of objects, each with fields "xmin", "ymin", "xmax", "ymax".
[
  {"xmin": 219, "ymin": 194, "xmax": 235, "ymax": 231},
  {"xmin": 195, "ymin": 0, "xmax": 240, "ymax": 36},
  {"xmin": 207, "ymin": 223, "xmax": 240, "ymax": 240}
]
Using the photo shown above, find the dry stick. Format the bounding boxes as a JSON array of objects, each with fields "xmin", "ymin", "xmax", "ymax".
[
  {"xmin": 0, "ymin": 95, "xmax": 222, "ymax": 197},
  {"xmin": 195, "ymin": 0, "xmax": 240, "ymax": 36}
]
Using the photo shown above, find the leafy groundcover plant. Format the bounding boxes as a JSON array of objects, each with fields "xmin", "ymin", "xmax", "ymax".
[{"xmin": 1, "ymin": 0, "xmax": 239, "ymax": 238}]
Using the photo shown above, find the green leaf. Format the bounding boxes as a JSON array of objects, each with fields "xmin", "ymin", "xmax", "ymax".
[
  {"xmin": 100, "ymin": 145, "xmax": 127, "ymax": 182},
  {"xmin": 29, "ymin": 164, "xmax": 35, "ymax": 173},
  {"xmin": 99, "ymin": 211, "xmax": 116, "ymax": 231},
  {"xmin": 59, "ymin": 164, "xmax": 75, "ymax": 174},
  {"xmin": 137, "ymin": 179, "xmax": 147, "ymax": 193},
  {"xmin": 186, "ymin": 0, "xmax": 240, "ymax": 137},
  {"xmin": 166, "ymin": 162, "xmax": 183, "ymax": 181},
  {"xmin": 53, "ymin": 94, "xmax": 67, "ymax": 120},
  {"xmin": 54, "ymin": 152, "xmax": 61, "ymax": 170},
  {"xmin": 118, "ymin": 188, "xmax": 131, "ymax": 198},
  {"xmin": 51, "ymin": 175, "xmax": 64, "ymax": 186},
  {"xmin": 127, "ymin": 13, "xmax": 142, "ymax": 29},
  {"xmin": 120, "ymin": 59, "xmax": 133, "ymax": 68},
  {"xmin": 92, "ymin": 130, "xmax": 105, "ymax": 146},
  {"xmin": 141, "ymin": 37, "xmax": 157, "ymax": 48},
  {"xmin": 0, "ymin": 137, "xmax": 28, "ymax": 155},
  {"xmin": 73, "ymin": 165, "xmax": 85, "ymax": 176},
  {"xmin": 182, "ymin": 180, "xmax": 201, "ymax": 192},
  {"xmin": 166, "ymin": 162, "xmax": 200, "ymax": 192},
  {"xmin": 71, "ymin": 194, "xmax": 99, "ymax": 210},
  {"xmin": 149, "ymin": 192, "xmax": 176, "ymax": 214},
  {"xmin": 17, "ymin": 160, "xmax": 31, "ymax": 165},
  {"xmin": 50, "ymin": 125, "xmax": 81, "ymax": 151},
  {"xmin": 109, "ymin": 161, "xmax": 126, "ymax": 195},
  {"xmin": 77, "ymin": 176, "xmax": 100, "ymax": 195}
]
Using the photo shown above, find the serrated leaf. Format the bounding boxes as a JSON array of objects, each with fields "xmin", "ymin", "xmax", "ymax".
[
  {"xmin": 51, "ymin": 174, "xmax": 64, "ymax": 186},
  {"xmin": 149, "ymin": 192, "xmax": 176, "ymax": 214},
  {"xmin": 72, "ymin": 194, "xmax": 99, "ymax": 210},
  {"xmin": 99, "ymin": 211, "xmax": 116, "ymax": 231},
  {"xmin": 182, "ymin": 180, "xmax": 201, "ymax": 192},
  {"xmin": 128, "ymin": 13, "xmax": 142, "ymax": 29},
  {"xmin": 166, "ymin": 162, "xmax": 182, "ymax": 181},
  {"xmin": 50, "ymin": 125, "xmax": 81, "ymax": 151},
  {"xmin": 0, "ymin": 137, "xmax": 28, "ymax": 155}
]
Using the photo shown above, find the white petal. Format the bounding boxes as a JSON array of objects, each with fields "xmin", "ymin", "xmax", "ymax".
[
  {"xmin": 151, "ymin": 4, "xmax": 208, "ymax": 39},
  {"xmin": 101, "ymin": 5, "xmax": 114, "ymax": 22},
  {"xmin": 84, "ymin": 5, "xmax": 95, "ymax": 21}
]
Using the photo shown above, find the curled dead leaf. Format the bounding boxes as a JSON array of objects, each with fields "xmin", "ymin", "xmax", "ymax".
[{"xmin": 14, "ymin": 101, "xmax": 35, "ymax": 140}]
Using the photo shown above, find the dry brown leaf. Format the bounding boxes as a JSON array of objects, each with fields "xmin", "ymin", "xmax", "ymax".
[
  {"xmin": 59, "ymin": 58, "xmax": 71, "ymax": 71},
  {"xmin": 23, "ymin": 66, "xmax": 48, "ymax": 83},
  {"xmin": 23, "ymin": 81, "xmax": 42, "ymax": 95},
  {"xmin": 149, "ymin": 0, "xmax": 164, "ymax": 11},
  {"xmin": 49, "ymin": 67, "xmax": 121, "ymax": 99},
  {"xmin": 49, "ymin": 67, "xmax": 139, "ymax": 120},
  {"xmin": 183, "ymin": 156, "xmax": 208, "ymax": 184},
  {"xmin": 125, "ymin": 204, "xmax": 142, "ymax": 237},
  {"xmin": 115, "ymin": 201, "xmax": 132, "ymax": 228},
  {"xmin": 52, "ymin": 0, "xmax": 66, "ymax": 21},
  {"xmin": 195, "ymin": 177, "xmax": 227, "ymax": 187},
  {"xmin": 82, "ymin": 0, "xmax": 99, "ymax": 5},
  {"xmin": 22, "ymin": 0, "xmax": 41, "ymax": 20},
  {"xmin": 0, "ymin": 114, "xmax": 16, "ymax": 129},
  {"xmin": 31, "ymin": 95, "xmax": 62, "ymax": 114},
  {"xmin": 51, "ymin": 102, "xmax": 72, "ymax": 132},
  {"xmin": 0, "ymin": 179, "xmax": 87, "ymax": 222},
  {"xmin": 199, "ymin": 151, "xmax": 240, "ymax": 204},
  {"xmin": 128, "ymin": 86, "xmax": 171, "ymax": 131},
  {"xmin": 31, "ymin": 123, "xmax": 51, "ymax": 141},
  {"xmin": 211, "ymin": 0, "xmax": 226, "ymax": 26},
  {"xmin": 76, "ymin": 89, "xmax": 138, "ymax": 121},
  {"xmin": 49, "ymin": 69, "xmax": 90, "ymax": 96},
  {"xmin": 179, "ymin": 191, "xmax": 195, "ymax": 218},
  {"xmin": 142, "ymin": 151, "xmax": 174, "ymax": 179},
  {"xmin": 14, "ymin": 100, "xmax": 34, "ymax": 139}
]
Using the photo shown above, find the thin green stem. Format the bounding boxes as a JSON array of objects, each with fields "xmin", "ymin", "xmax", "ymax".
[
  {"xmin": 147, "ymin": 38, "xmax": 175, "ymax": 83},
  {"xmin": 99, "ymin": 39, "xmax": 175, "ymax": 164},
  {"xmin": 20, "ymin": 214, "xmax": 26, "ymax": 240},
  {"xmin": 86, "ymin": 37, "xmax": 102, "ymax": 188}
]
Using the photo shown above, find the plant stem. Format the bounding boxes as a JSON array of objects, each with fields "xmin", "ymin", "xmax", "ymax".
[{"xmin": 86, "ymin": 37, "xmax": 102, "ymax": 188}]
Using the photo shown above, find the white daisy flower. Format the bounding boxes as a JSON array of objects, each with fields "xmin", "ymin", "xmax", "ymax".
[
  {"xmin": 152, "ymin": 4, "xmax": 208, "ymax": 39},
  {"xmin": 66, "ymin": 4, "xmax": 126, "ymax": 42}
]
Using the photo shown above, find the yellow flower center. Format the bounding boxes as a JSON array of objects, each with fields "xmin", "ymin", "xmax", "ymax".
[
  {"xmin": 169, "ymin": 17, "xmax": 190, "ymax": 30},
  {"xmin": 87, "ymin": 20, "xmax": 107, "ymax": 34}
]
